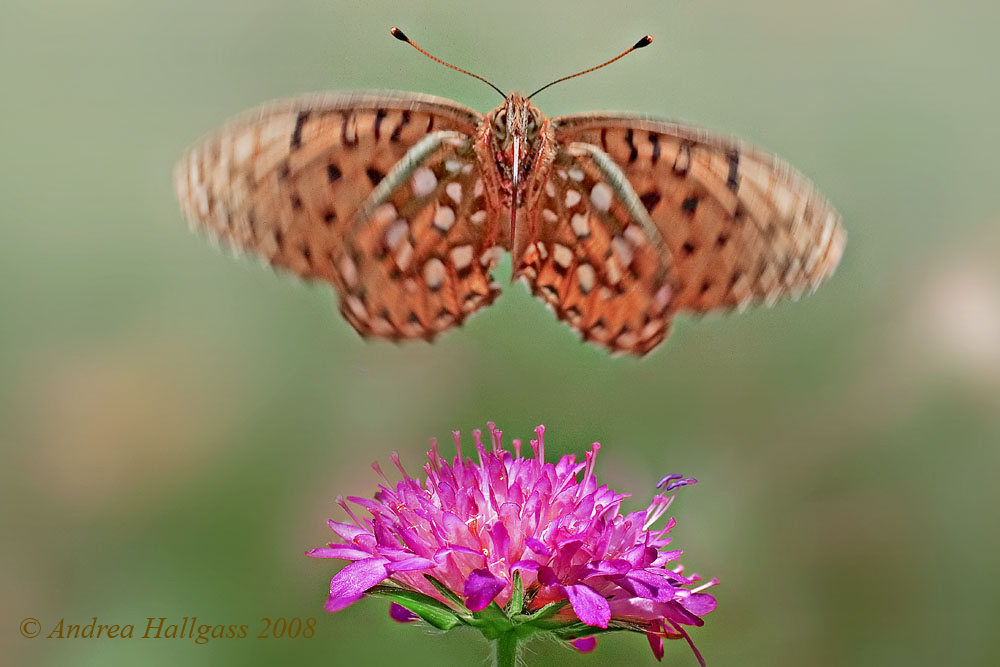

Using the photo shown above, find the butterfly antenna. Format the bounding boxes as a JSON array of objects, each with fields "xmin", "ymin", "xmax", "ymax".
[
  {"xmin": 391, "ymin": 27, "xmax": 506, "ymax": 99},
  {"xmin": 528, "ymin": 35, "xmax": 653, "ymax": 99}
]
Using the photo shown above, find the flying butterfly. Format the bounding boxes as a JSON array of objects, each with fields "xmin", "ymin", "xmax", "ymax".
[{"xmin": 174, "ymin": 28, "xmax": 845, "ymax": 355}]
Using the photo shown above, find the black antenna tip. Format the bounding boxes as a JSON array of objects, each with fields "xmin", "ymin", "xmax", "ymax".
[
  {"xmin": 390, "ymin": 27, "xmax": 409, "ymax": 42},
  {"xmin": 634, "ymin": 35, "xmax": 653, "ymax": 49}
]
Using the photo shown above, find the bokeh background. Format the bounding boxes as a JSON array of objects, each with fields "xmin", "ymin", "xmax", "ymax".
[{"xmin": 3, "ymin": 1, "xmax": 998, "ymax": 665}]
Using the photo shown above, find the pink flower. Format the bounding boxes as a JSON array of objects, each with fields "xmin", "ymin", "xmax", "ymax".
[{"xmin": 308, "ymin": 424, "xmax": 718, "ymax": 664}]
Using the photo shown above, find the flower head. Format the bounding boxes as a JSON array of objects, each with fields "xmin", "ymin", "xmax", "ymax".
[{"xmin": 308, "ymin": 423, "xmax": 717, "ymax": 663}]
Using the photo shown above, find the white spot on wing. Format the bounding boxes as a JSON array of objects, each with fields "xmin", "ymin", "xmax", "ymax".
[
  {"xmin": 451, "ymin": 244, "xmax": 474, "ymax": 270},
  {"xmin": 385, "ymin": 219, "xmax": 408, "ymax": 250},
  {"xmin": 611, "ymin": 236, "xmax": 633, "ymax": 266},
  {"xmin": 433, "ymin": 205, "xmax": 456, "ymax": 232},
  {"xmin": 624, "ymin": 225, "xmax": 646, "ymax": 247},
  {"xmin": 576, "ymin": 263, "xmax": 596, "ymax": 293},
  {"xmin": 346, "ymin": 295, "xmax": 367, "ymax": 321},
  {"xmin": 423, "ymin": 257, "xmax": 446, "ymax": 289},
  {"xmin": 371, "ymin": 203, "xmax": 398, "ymax": 226},
  {"xmin": 480, "ymin": 246, "xmax": 504, "ymax": 269},
  {"xmin": 553, "ymin": 244, "xmax": 573, "ymax": 269},
  {"xmin": 395, "ymin": 242, "xmax": 413, "ymax": 271},
  {"xmin": 412, "ymin": 168, "xmax": 437, "ymax": 197},
  {"xmin": 233, "ymin": 132, "xmax": 254, "ymax": 164},
  {"xmin": 339, "ymin": 255, "xmax": 358, "ymax": 287},
  {"xmin": 654, "ymin": 285, "xmax": 673, "ymax": 312},
  {"xmin": 590, "ymin": 183, "xmax": 612, "ymax": 212}
]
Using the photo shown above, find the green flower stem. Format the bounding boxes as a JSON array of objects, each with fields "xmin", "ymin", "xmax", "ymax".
[{"xmin": 492, "ymin": 631, "xmax": 520, "ymax": 667}]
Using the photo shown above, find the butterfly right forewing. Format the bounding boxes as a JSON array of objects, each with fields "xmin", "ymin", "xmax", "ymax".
[{"xmin": 552, "ymin": 114, "xmax": 845, "ymax": 314}]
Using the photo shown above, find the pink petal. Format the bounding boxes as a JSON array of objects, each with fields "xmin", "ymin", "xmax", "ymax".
[
  {"xmin": 305, "ymin": 545, "xmax": 370, "ymax": 560},
  {"xmin": 385, "ymin": 557, "xmax": 436, "ymax": 573},
  {"xmin": 680, "ymin": 592, "xmax": 718, "ymax": 616},
  {"xmin": 389, "ymin": 602, "xmax": 419, "ymax": 623},
  {"xmin": 565, "ymin": 583, "xmax": 610, "ymax": 628},
  {"xmin": 511, "ymin": 559, "xmax": 541, "ymax": 573},
  {"xmin": 623, "ymin": 569, "xmax": 677, "ymax": 602},
  {"xmin": 571, "ymin": 636, "xmax": 597, "ymax": 652},
  {"xmin": 325, "ymin": 557, "xmax": 390, "ymax": 612},
  {"xmin": 537, "ymin": 565, "xmax": 560, "ymax": 587},
  {"xmin": 608, "ymin": 597, "xmax": 670, "ymax": 620},
  {"xmin": 463, "ymin": 568, "xmax": 506, "ymax": 611},
  {"xmin": 327, "ymin": 520, "xmax": 369, "ymax": 542},
  {"xmin": 525, "ymin": 537, "xmax": 552, "ymax": 556},
  {"xmin": 434, "ymin": 545, "xmax": 487, "ymax": 562},
  {"xmin": 647, "ymin": 630, "xmax": 665, "ymax": 661}
]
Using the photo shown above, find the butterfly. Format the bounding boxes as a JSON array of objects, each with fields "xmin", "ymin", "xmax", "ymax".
[{"xmin": 174, "ymin": 28, "xmax": 845, "ymax": 355}]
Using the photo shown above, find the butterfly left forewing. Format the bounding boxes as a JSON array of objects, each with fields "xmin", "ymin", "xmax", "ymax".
[
  {"xmin": 551, "ymin": 114, "xmax": 845, "ymax": 314},
  {"xmin": 175, "ymin": 92, "xmax": 507, "ymax": 340}
]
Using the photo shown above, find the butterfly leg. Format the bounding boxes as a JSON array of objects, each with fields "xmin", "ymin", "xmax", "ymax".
[
  {"xmin": 515, "ymin": 142, "xmax": 677, "ymax": 355},
  {"xmin": 335, "ymin": 131, "xmax": 505, "ymax": 341}
]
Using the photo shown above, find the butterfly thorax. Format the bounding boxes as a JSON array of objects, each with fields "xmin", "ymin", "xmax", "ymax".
[{"xmin": 475, "ymin": 93, "xmax": 555, "ymax": 210}]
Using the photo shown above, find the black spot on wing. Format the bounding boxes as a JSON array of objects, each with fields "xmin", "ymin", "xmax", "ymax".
[
  {"xmin": 625, "ymin": 128, "xmax": 638, "ymax": 163},
  {"xmin": 290, "ymin": 111, "xmax": 310, "ymax": 149},
  {"xmin": 390, "ymin": 110, "xmax": 411, "ymax": 143},
  {"xmin": 327, "ymin": 163, "xmax": 342, "ymax": 183},
  {"xmin": 366, "ymin": 167, "xmax": 385, "ymax": 186},
  {"xmin": 726, "ymin": 149, "xmax": 740, "ymax": 192},
  {"xmin": 648, "ymin": 132, "xmax": 660, "ymax": 164},
  {"xmin": 640, "ymin": 191, "xmax": 661, "ymax": 213},
  {"xmin": 373, "ymin": 109, "xmax": 387, "ymax": 141}
]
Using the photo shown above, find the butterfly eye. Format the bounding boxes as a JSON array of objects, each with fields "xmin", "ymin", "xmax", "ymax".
[
  {"xmin": 526, "ymin": 111, "xmax": 540, "ymax": 137},
  {"xmin": 493, "ymin": 111, "xmax": 508, "ymax": 138}
]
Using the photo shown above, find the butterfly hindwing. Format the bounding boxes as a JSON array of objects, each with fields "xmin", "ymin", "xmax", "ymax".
[
  {"xmin": 515, "ymin": 144, "xmax": 675, "ymax": 354},
  {"xmin": 339, "ymin": 139, "xmax": 505, "ymax": 339},
  {"xmin": 551, "ymin": 115, "xmax": 845, "ymax": 313}
]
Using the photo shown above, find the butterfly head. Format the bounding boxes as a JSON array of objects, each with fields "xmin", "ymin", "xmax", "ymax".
[{"xmin": 488, "ymin": 93, "xmax": 547, "ymax": 194}]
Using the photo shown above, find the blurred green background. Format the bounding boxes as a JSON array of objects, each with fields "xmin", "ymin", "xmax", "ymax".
[{"xmin": 3, "ymin": 1, "xmax": 998, "ymax": 665}]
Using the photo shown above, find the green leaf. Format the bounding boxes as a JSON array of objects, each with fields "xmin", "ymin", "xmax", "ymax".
[
  {"xmin": 549, "ymin": 623, "xmax": 625, "ymax": 640},
  {"xmin": 505, "ymin": 571, "xmax": 524, "ymax": 616},
  {"xmin": 423, "ymin": 574, "xmax": 464, "ymax": 607},
  {"xmin": 367, "ymin": 586, "xmax": 465, "ymax": 631},
  {"xmin": 513, "ymin": 599, "xmax": 569, "ymax": 627}
]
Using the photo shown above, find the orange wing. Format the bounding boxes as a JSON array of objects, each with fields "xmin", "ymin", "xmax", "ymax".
[
  {"xmin": 175, "ymin": 92, "xmax": 505, "ymax": 339},
  {"xmin": 552, "ymin": 115, "xmax": 845, "ymax": 313},
  {"xmin": 515, "ymin": 146, "xmax": 674, "ymax": 355}
]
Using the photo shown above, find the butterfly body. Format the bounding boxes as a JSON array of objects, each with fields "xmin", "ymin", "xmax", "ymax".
[{"xmin": 175, "ymin": 89, "xmax": 844, "ymax": 355}]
